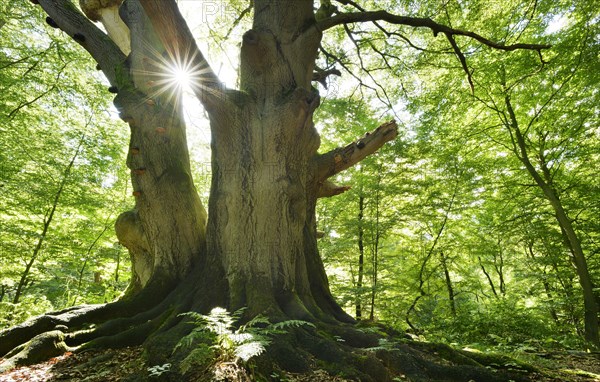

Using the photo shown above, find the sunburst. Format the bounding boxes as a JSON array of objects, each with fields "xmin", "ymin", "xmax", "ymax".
[{"xmin": 131, "ymin": 43, "xmax": 216, "ymax": 108}]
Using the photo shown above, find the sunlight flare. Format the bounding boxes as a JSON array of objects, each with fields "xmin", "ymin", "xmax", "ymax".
[{"xmin": 132, "ymin": 44, "xmax": 218, "ymax": 107}]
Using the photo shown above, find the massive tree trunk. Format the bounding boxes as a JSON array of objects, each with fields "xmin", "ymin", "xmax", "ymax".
[
  {"xmin": 206, "ymin": 0, "xmax": 346, "ymax": 321},
  {"xmin": 191, "ymin": 0, "xmax": 396, "ymax": 324}
]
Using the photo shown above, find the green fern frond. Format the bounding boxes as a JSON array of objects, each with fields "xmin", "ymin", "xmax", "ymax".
[
  {"xmin": 229, "ymin": 332, "xmax": 254, "ymax": 344},
  {"xmin": 270, "ymin": 320, "xmax": 315, "ymax": 330},
  {"xmin": 242, "ymin": 314, "xmax": 271, "ymax": 330},
  {"xmin": 178, "ymin": 311, "xmax": 206, "ymax": 324},
  {"xmin": 234, "ymin": 341, "xmax": 266, "ymax": 361},
  {"xmin": 174, "ymin": 327, "xmax": 216, "ymax": 353}
]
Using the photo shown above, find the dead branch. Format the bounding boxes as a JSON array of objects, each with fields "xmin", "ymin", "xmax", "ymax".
[{"xmin": 315, "ymin": 120, "xmax": 398, "ymax": 181}]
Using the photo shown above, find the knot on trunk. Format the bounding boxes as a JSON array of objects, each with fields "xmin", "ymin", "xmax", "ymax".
[
  {"xmin": 241, "ymin": 29, "xmax": 277, "ymax": 68},
  {"xmin": 115, "ymin": 210, "xmax": 153, "ymax": 290}
]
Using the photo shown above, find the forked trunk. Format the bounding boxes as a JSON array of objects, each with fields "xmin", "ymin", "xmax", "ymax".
[{"xmin": 111, "ymin": 0, "xmax": 352, "ymax": 323}]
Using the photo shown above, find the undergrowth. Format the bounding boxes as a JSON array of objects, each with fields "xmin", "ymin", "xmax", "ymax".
[{"xmin": 171, "ymin": 307, "xmax": 314, "ymax": 380}]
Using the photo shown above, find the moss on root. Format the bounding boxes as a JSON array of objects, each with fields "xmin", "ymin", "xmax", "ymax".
[
  {"xmin": 230, "ymin": 324, "xmax": 540, "ymax": 382},
  {"xmin": 0, "ymin": 330, "xmax": 72, "ymax": 373}
]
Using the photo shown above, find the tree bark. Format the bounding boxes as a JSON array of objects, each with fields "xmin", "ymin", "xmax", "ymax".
[{"xmin": 204, "ymin": 0, "xmax": 354, "ymax": 321}]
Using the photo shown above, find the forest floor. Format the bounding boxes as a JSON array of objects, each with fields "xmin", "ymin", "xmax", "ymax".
[{"xmin": 0, "ymin": 344, "xmax": 599, "ymax": 381}]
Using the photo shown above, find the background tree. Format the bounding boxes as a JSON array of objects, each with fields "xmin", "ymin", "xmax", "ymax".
[
  {"xmin": 358, "ymin": 0, "xmax": 600, "ymax": 347},
  {"xmin": 313, "ymin": 0, "xmax": 599, "ymax": 353}
]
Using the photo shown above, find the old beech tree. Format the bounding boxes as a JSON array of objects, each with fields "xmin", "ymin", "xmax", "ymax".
[{"xmin": 1, "ymin": 0, "xmax": 551, "ymax": 378}]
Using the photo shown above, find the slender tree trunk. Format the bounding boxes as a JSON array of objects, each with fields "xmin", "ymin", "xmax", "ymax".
[
  {"xmin": 478, "ymin": 256, "xmax": 498, "ymax": 297},
  {"xmin": 114, "ymin": 246, "xmax": 121, "ymax": 288},
  {"xmin": 72, "ymin": 220, "xmax": 111, "ymax": 306},
  {"xmin": 406, "ymin": 181, "xmax": 456, "ymax": 329},
  {"xmin": 356, "ymin": 195, "xmax": 365, "ymax": 319},
  {"xmin": 440, "ymin": 252, "xmax": 456, "ymax": 316},
  {"xmin": 369, "ymin": 185, "xmax": 381, "ymax": 321},
  {"xmin": 492, "ymin": 242, "xmax": 505, "ymax": 295}
]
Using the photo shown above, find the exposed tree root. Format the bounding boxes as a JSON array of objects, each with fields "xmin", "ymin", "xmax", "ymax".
[
  {"xmin": 248, "ymin": 324, "xmax": 537, "ymax": 382},
  {"xmin": 0, "ymin": 330, "xmax": 73, "ymax": 373},
  {"xmin": 0, "ymin": 270, "xmax": 545, "ymax": 381},
  {"xmin": 0, "ymin": 275, "xmax": 183, "ymax": 372}
]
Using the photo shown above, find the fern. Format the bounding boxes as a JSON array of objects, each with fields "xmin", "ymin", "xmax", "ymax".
[
  {"xmin": 234, "ymin": 341, "xmax": 266, "ymax": 361},
  {"xmin": 176, "ymin": 307, "xmax": 314, "ymax": 376},
  {"xmin": 270, "ymin": 320, "xmax": 316, "ymax": 330}
]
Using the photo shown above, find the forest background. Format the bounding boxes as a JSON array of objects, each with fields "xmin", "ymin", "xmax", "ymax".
[{"xmin": 0, "ymin": 0, "xmax": 599, "ymax": 364}]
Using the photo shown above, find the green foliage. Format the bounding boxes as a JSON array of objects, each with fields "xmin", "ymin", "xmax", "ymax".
[
  {"xmin": 316, "ymin": 0, "xmax": 599, "ymax": 350},
  {"xmin": 0, "ymin": 297, "xmax": 53, "ymax": 329},
  {"xmin": 0, "ymin": 1, "xmax": 130, "ymax": 328}
]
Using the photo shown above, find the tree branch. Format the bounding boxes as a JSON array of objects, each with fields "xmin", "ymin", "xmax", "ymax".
[
  {"xmin": 138, "ymin": 0, "xmax": 224, "ymax": 103},
  {"xmin": 8, "ymin": 63, "xmax": 65, "ymax": 119},
  {"xmin": 444, "ymin": 32, "xmax": 474, "ymax": 92},
  {"xmin": 317, "ymin": 11, "xmax": 551, "ymax": 53},
  {"xmin": 224, "ymin": 3, "xmax": 253, "ymax": 41},
  {"xmin": 37, "ymin": 0, "xmax": 126, "ymax": 86},
  {"xmin": 315, "ymin": 120, "xmax": 398, "ymax": 181},
  {"xmin": 317, "ymin": 180, "xmax": 351, "ymax": 198},
  {"xmin": 312, "ymin": 67, "xmax": 341, "ymax": 88}
]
